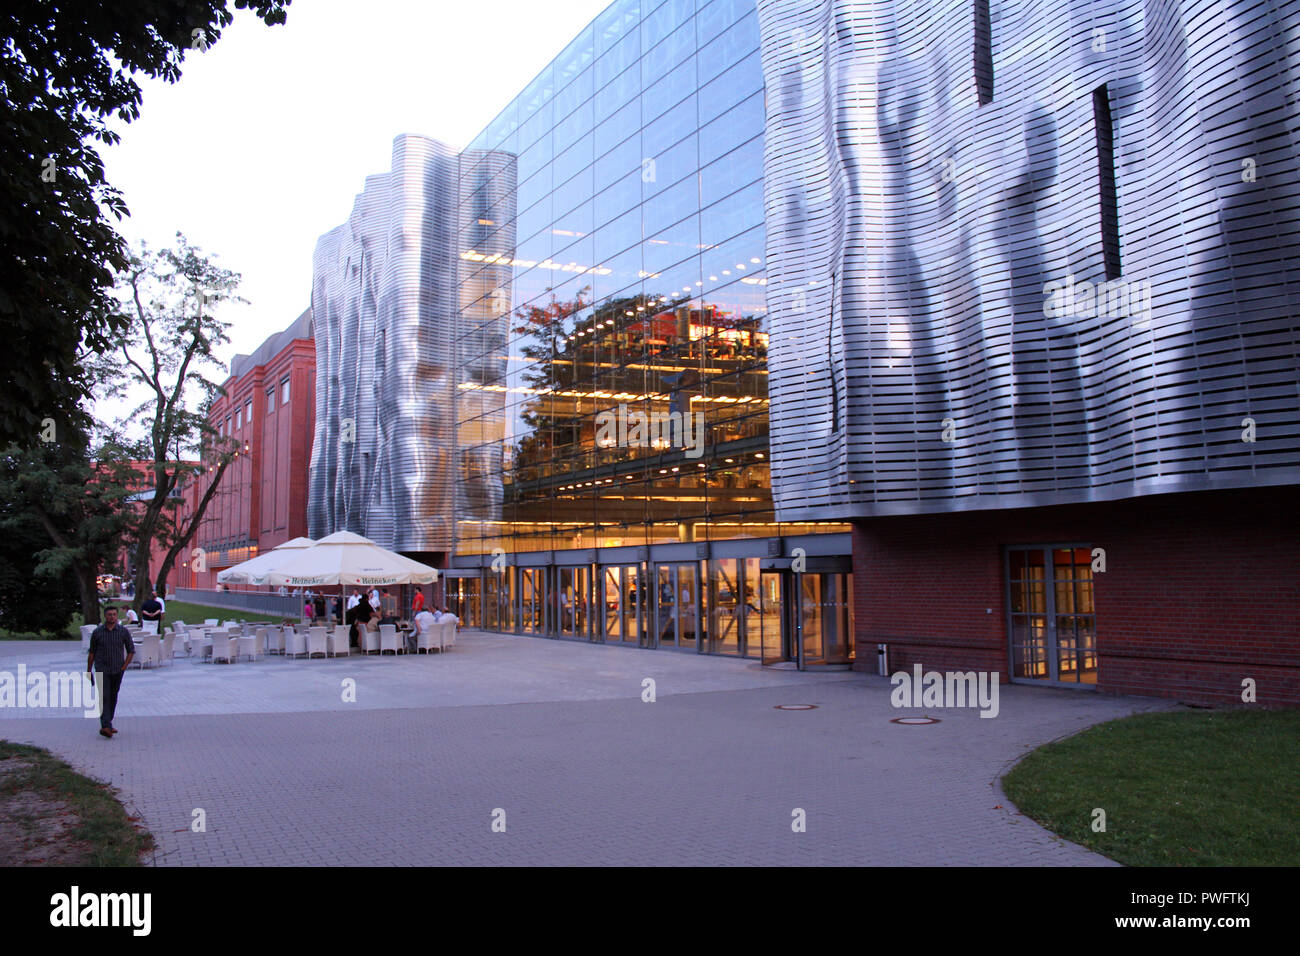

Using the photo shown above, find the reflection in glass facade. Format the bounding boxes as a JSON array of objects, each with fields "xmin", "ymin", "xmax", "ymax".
[
  {"xmin": 311, "ymin": 0, "xmax": 851, "ymax": 666},
  {"xmin": 453, "ymin": 0, "xmax": 834, "ymax": 557}
]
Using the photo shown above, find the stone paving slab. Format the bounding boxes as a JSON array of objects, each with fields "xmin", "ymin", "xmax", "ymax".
[
  {"xmin": 0, "ymin": 632, "xmax": 1172, "ymax": 866},
  {"xmin": 1, "ymin": 631, "xmax": 854, "ymax": 718}
]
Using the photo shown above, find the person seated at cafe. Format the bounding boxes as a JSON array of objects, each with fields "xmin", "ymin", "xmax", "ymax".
[
  {"xmin": 411, "ymin": 606, "xmax": 436, "ymax": 653},
  {"xmin": 350, "ymin": 594, "xmax": 374, "ymax": 648}
]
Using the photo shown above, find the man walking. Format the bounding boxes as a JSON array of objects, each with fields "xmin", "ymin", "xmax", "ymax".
[{"xmin": 87, "ymin": 606, "xmax": 134, "ymax": 739}]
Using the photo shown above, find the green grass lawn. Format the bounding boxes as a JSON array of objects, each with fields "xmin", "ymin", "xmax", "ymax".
[
  {"xmin": 155, "ymin": 599, "xmax": 288, "ymax": 628},
  {"xmin": 1, "ymin": 598, "xmax": 289, "ymax": 640},
  {"xmin": 1003, "ymin": 709, "xmax": 1300, "ymax": 866},
  {"xmin": 0, "ymin": 741, "xmax": 155, "ymax": 865}
]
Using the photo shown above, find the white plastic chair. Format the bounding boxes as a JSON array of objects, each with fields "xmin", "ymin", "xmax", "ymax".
[
  {"xmin": 416, "ymin": 623, "xmax": 438, "ymax": 654},
  {"xmin": 80, "ymin": 624, "xmax": 96, "ymax": 651},
  {"xmin": 360, "ymin": 624, "xmax": 381, "ymax": 655},
  {"xmin": 187, "ymin": 633, "xmax": 210, "ymax": 661},
  {"xmin": 238, "ymin": 630, "xmax": 260, "ymax": 662},
  {"xmin": 160, "ymin": 633, "xmax": 175, "ymax": 666},
  {"xmin": 326, "ymin": 628, "xmax": 351, "ymax": 658},
  {"xmin": 379, "ymin": 624, "xmax": 400, "ymax": 655},
  {"xmin": 438, "ymin": 616, "xmax": 458, "ymax": 650},
  {"xmin": 306, "ymin": 626, "xmax": 328, "ymax": 659},
  {"xmin": 283, "ymin": 628, "xmax": 308, "ymax": 659},
  {"xmin": 135, "ymin": 634, "xmax": 162, "ymax": 668},
  {"xmin": 204, "ymin": 618, "xmax": 219, "ymax": 627},
  {"xmin": 210, "ymin": 632, "xmax": 235, "ymax": 664}
]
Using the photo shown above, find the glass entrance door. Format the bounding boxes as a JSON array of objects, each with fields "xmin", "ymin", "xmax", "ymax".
[
  {"xmin": 484, "ymin": 568, "xmax": 513, "ymax": 631},
  {"xmin": 1007, "ymin": 546, "xmax": 1097, "ymax": 683},
  {"xmin": 654, "ymin": 563, "xmax": 700, "ymax": 651},
  {"xmin": 759, "ymin": 570, "xmax": 854, "ymax": 669},
  {"xmin": 602, "ymin": 566, "xmax": 641, "ymax": 644},
  {"xmin": 557, "ymin": 566, "xmax": 591, "ymax": 640},
  {"xmin": 799, "ymin": 573, "xmax": 854, "ymax": 666},
  {"xmin": 519, "ymin": 568, "xmax": 546, "ymax": 635}
]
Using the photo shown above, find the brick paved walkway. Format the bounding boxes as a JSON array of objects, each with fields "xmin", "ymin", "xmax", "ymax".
[{"xmin": 0, "ymin": 632, "xmax": 1169, "ymax": 865}]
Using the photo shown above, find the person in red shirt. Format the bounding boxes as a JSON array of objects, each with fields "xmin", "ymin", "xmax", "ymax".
[{"xmin": 411, "ymin": 588, "xmax": 425, "ymax": 617}]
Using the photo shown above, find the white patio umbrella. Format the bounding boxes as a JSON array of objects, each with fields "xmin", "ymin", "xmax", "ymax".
[
  {"xmin": 260, "ymin": 531, "xmax": 438, "ymax": 589},
  {"xmin": 216, "ymin": 537, "xmax": 317, "ymax": 585}
]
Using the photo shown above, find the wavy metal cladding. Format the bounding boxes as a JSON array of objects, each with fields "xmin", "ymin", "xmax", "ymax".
[
  {"xmin": 308, "ymin": 135, "xmax": 461, "ymax": 552},
  {"xmin": 757, "ymin": 0, "xmax": 1300, "ymax": 521}
]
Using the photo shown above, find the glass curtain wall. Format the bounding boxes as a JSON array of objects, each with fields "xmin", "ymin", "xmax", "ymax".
[{"xmin": 454, "ymin": 0, "xmax": 783, "ymax": 559}]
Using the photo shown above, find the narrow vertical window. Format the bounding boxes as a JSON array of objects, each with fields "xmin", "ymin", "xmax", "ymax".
[
  {"xmin": 1093, "ymin": 84, "xmax": 1121, "ymax": 279},
  {"xmin": 974, "ymin": 0, "xmax": 993, "ymax": 105}
]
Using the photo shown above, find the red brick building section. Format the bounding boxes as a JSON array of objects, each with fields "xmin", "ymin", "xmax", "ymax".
[
  {"xmin": 178, "ymin": 308, "xmax": 316, "ymax": 590},
  {"xmin": 851, "ymin": 486, "xmax": 1300, "ymax": 708}
]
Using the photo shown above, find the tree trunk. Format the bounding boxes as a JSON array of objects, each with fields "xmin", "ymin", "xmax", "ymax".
[
  {"xmin": 76, "ymin": 563, "xmax": 101, "ymax": 626},
  {"xmin": 155, "ymin": 455, "xmax": 232, "ymax": 602}
]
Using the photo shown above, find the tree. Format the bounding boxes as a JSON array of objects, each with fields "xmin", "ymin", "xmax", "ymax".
[
  {"xmin": 0, "ymin": 429, "xmax": 135, "ymax": 628},
  {"xmin": 86, "ymin": 235, "xmax": 241, "ymax": 604},
  {"xmin": 0, "ymin": 487, "xmax": 80, "ymax": 636},
  {"xmin": 0, "ymin": 0, "xmax": 290, "ymax": 448}
]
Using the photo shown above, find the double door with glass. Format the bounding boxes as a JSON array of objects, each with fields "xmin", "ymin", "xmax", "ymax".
[{"xmin": 1006, "ymin": 546, "xmax": 1097, "ymax": 683}]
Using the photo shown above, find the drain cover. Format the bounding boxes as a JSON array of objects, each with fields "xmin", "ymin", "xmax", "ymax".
[
  {"xmin": 890, "ymin": 716, "xmax": 941, "ymax": 725},
  {"xmin": 774, "ymin": 704, "xmax": 819, "ymax": 711}
]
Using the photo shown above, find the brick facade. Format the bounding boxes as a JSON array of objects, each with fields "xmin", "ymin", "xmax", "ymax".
[
  {"xmin": 852, "ymin": 486, "xmax": 1300, "ymax": 707},
  {"xmin": 176, "ymin": 310, "xmax": 316, "ymax": 591}
]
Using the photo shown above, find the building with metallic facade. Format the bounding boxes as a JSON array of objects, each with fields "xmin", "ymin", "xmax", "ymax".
[
  {"xmin": 758, "ymin": 0, "xmax": 1300, "ymax": 519},
  {"xmin": 309, "ymin": 135, "xmax": 512, "ymax": 560},
  {"xmin": 754, "ymin": 0, "xmax": 1299, "ymax": 704},
  {"xmin": 307, "ymin": 0, "xmax": 1299, "ymax": 704}
]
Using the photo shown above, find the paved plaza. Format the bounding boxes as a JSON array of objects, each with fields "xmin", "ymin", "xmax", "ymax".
[{"xmin": 0, "ymin": 633, "xmax": 1171, "ymax": 865}]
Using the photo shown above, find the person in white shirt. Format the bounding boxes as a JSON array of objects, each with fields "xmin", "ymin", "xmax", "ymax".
[
  {"xmin": 368, "ymin": 588, "xmax": 380, "ymax": 611},
  {"xmin": 346, "ymin": 591, "xmax": 361, "ymax": 611},
  {"xmin": 412, "ymin": 608, "xmax": 436, "ymax": 653}
]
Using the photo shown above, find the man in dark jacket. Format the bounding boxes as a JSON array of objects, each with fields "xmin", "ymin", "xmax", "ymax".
[{"xmin": 87, "ymin": 606, "xmax": 134, "ymax": 738}]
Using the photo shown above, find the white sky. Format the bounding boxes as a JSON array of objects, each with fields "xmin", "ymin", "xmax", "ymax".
[{"xmin": 102, "ymin": 0, "xmax": 613, "ymax": 376}]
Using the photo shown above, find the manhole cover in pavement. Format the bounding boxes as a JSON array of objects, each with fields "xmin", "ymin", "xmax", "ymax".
[
  {"xmin": 773, "ymin": 704, "xmax": 819, "ymax": 711},
  {"xmin": 890, "ymin": 716, "xmax": 942, "ymax": 725}
]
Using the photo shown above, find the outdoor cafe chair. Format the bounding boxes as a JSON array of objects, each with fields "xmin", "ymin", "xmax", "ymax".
[
  {"xmin": 326, "ymin": 627, "xmax": 351, "ymax": 658},
  {"xmin": 360, "ymin": 625, "xmax": 381, "ymax": 655},
  {"xmin": 80, "ymin": 624, "xmax": 96, "ymax": 651},
  {"xmin": 135, "ymin": 634, "xmax": 162, "ymax": 669},
  {"xmin": 283, "ymin": 628, "xmax": 308, "ymax": 659},
  {"xmin": 210, "ymin": 632, "xmax": 235, "ymax": 664},
  {"xmin": 190, "ymin": 632, "xmax": 213, "ymax": 662},
  {"xmin": 438, "ymin": 616, "xmax": 458, "ymax": 650},
  {"xmin": 379, "ymin": 624, "xmax": 401, "ymax": 655},
  {"xmin": 204, "ymin": 618, "xmax": 219, "ymax": 627},
  {"xmin": 239, "ymin": 629, "xmax": 261, "ymax": 662},
  {"xmin": 160, "ymin": 633, "xmax": 176, "ymax": 666},
  {"xmin": 416, "ymin": 623, "xmax": 437, "ymax": 654},
  {"xmin": 306, "ymin": 626, "xmax": 328, "ymax": 659}
]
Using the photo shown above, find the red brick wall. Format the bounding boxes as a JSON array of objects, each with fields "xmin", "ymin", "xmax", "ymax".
[
  {"xmin": 851, "ymin": 486, "xmax": 1300, "ymax": 707},
  {"xmin": 178, "ymin": 332, "xmax": 315, "ymax": 591}
]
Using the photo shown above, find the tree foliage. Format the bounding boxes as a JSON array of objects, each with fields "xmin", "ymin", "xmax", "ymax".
[
  {"xmin": 0, "ymin": 428, "xmax": 135, "ymax": 630},
  {"xmin": 88, "ymin": 235, "xmax": 242, "ymax": 601},
  {"xmin": 0, "ymin": 0, "xmax": 290, "ymax": 447}
]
